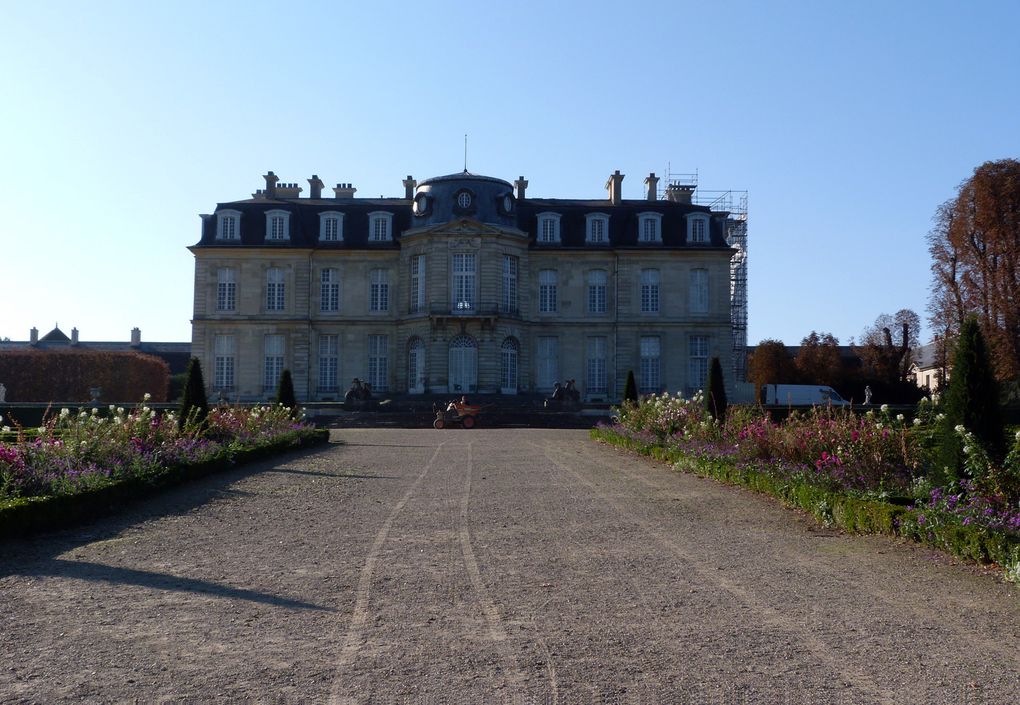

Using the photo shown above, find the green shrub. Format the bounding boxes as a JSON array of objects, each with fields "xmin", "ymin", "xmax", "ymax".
[
  {"xmin": 705, "ymin": 356, "xmax": 728, "ymax": 422},
  {"xmin": 179, "ymin": 357, "xmax": 209, "ymax": 431},
  {"xmin": 938, "ymin": 317, "xmax": 1005, "ymax": 480},
  {"xmin": 623, "ymin": 370, "xmax": 638, "ymax": 403}
]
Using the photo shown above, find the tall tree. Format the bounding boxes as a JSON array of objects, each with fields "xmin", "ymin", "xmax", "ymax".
[
  {"xmin": 747, "ymin": 339, "xmax": 796, "ymax": 400},
  {"xmin": 794, "ymin": 331, "xmax": 844, "ymax": 387},
  {"xmin": 704, "ymin": 357, "xmax": 728, "ymax": 422},
  {"xmin": 927, "ymin": 159, "xmax": 1020, "ymax": 381},
  {"xmin": 179, "ymin": 357, "xmax": 209, "ymax": 431}
]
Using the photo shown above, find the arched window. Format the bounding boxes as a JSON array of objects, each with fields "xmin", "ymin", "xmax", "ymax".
[
  {"xmin": 448, "ymin": 335, "xmax": 477, "ymax": 394},
  {"xmin": 500, "ymin": 337, "xmax": 519, "ymax": 394}
]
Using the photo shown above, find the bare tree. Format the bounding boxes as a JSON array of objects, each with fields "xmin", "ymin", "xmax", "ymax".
[{"xmin": 856, "ymin": 309, "xmax": 920, "ymax": 384}]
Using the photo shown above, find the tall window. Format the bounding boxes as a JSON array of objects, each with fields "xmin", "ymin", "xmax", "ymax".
[
  {"xmin": 537, "ymin": 337, "xmax": 559, "ymax": 390},
  {"xmin": 216, "ymin": 267, "xmax": 236, "ymax": 312},
  {"xmin": 368, "ymin": 334, "xmax": 388, "ymax": 392},
  {"xmin": 537, "ymin": 213, "xmax": 561, "ymax": 243},
  {"xmin": 263, "ymin": 334, "xmax": 285, "ymax": 391},
  {"xmin": 502, "ymin": 255, "xmax": 518, "ymax": 314},
  {"xmin": 640, "ymin": 269, "xmax": 660, "ymax": 314},
  {"xmin": 586, "ymin": 337, "xmax": 608, "ymax": 394},
  {"xmin": 266, "ymin": 210, "xmax": 290, "ymax": 240},
  {"xmin": 320, "ymin": 268, "xmax": 340, "ymax": 313},
  {"xmin": 588, "ymin": 269, "xmax": 607, "ymax": 314},
  {"xmin": 216, "ymin": 210, "xmax": 240, "ymax": 240},
  {"xmin": 318, "ymin": 334, "xmax": 339, "ymax": 392},
  {"xmin": 638, "ymin": 213, "xmax": 662, "ymax": 242},
  {"xmin": 586, "ymin": 213, "xmax": 609, "ymax": 244},
  {"xmin": 409, "ymin": 255, "xmax": 425, "ymax": 313},
  {"xmin": 214, "ymin": 335, "xmax": 235, "ymax": 389},
  {"xmin": 689, "ymin": 268, "xmax": 709, "ymax": 314},
  {"xmin": 500, "ymin": 337, "xmax": 519, "ymax": 393},
  {"xmin": 369, "ymin": 212, "xmax": 392, "ymax": 241},
  {"xmin": 452, "ymin": 253, "xmax": 476, "ymax": 311},
  {"xmin": 688, "ymin": 335, "xmax": 709, "ymax": 396},
  {"xmin": 370, "ymin": 268, "xmax": 389, "ymax": 312},
  {"xmin": 266, "ymin": 267, "xmax": 285, "ymax": 311},
  {"xmin": 407, "ymin": 337, "xmax": 426, "ymax": 393},
  {"xmin": 640, "ymin": 336, "xmax": 661, "ymax": 393},
  {"xmin": 319, "ymin": 211, "xmax": 344, "ymax": 242},
  {"xmin": 539, "ymin": 269, "xmax": 558, "ymax": 313}
]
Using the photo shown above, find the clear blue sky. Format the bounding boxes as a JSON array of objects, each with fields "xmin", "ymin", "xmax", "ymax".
[{"xmin": 2, "ymin": 1, "xmax": 1018, "ymax": 346}]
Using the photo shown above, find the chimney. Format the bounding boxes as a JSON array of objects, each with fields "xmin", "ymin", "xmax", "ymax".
[
  {"xmin": 263, "ymin": 171, "xmax": 279, "ymax": 198},
  {"xmin": 275, "ymin": 182, "xmax": 302, "ymax": 198},
  {"xmin": 71, "ymin": 327, "xmax": 79, "ymax": 345},
  {"xmin": 643, "ymin": 172, "xmax": 660, "ymax": 201},
  {"xmin": 308, "ymin": 175, "xmax": 325, "ymax": 199},
  {"xmin": 402, "ymin": 175, "xmax": 416, "ymax": 199},
  {"xmin": 665, "ymin": 182, "xmax": 695, "ymax": 204},
  {"xmin": 130, "ymin": 327, "xmax": 141, "ymax": 347},
  {"xmin": 515, "ymin": 175, "xmax": 528, "ymax": 200},
  {"xmin": 605, "ymin": 170, "xmax": 624, "ymax": 205},
  {"xmin": 333, "ymin": 182, "xmax": 357, "ymax": 199},
  {"xmin": 30, "ymin": 327, "xmax": 38, "ymax": 344}
]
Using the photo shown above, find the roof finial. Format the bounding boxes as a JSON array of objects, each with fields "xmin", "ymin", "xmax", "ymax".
[{"xmin": 464, "ymin": 133, "xmax": 468, "ymax": 173}]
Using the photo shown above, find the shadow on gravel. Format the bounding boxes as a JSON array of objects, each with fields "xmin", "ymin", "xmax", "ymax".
[
  {"xmin": 12, "ymin": 558, "xmax": 331, "ymax": 611},
  {"xmin": 268, "ymin": 467, "xmax": 398, "ymax": 480}
]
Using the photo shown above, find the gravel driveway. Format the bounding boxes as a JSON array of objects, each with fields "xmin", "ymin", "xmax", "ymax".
[{"xmin": 1, "ymin": 428, "xmax": 1018, "ymax": 704}]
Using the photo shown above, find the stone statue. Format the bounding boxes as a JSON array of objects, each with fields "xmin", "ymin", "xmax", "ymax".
[{"xmin": 864, "ymin": 385, "xmax": 873, "ymax": 405}]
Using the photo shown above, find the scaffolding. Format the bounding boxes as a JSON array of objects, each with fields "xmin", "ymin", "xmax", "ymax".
[{"xmin": 659, "ymin": 170, "xmax": 749, "ymax": 383}]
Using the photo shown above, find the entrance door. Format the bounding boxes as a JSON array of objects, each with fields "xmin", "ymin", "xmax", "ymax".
[
  {"xmin": 448, "ymin": 335, "xmax": 477, "ymax": 393},
  {"xmin": 408, "ymin": 337, "xmax": 425, "ymax": 394}
]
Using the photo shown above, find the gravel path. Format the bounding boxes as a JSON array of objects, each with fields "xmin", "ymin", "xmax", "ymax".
[{"xmin": 1, "ymin": 428, "xmax": 1018, "ymax": 704}]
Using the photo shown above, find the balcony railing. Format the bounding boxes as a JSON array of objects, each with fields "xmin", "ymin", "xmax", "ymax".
[{"xmin": 428, "ymin": 302, "xmax": 520, "ymax": 318}]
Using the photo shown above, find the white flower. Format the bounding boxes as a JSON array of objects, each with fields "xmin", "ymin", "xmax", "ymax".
[
  {"xmin": 37, "ymin": 427, "xmax": 46, "ymax": 434},
  {"xmin": 109, "ymin": 404, "xmax": 116, "ymax": 412},
  {"xmin": 116, "ymin": 407, "xmax": 124, "ymax": 415},
  {"xmin": 955, "ymin": 424, "xmax": 966, "ymax": 434},
  {"xmin": 143, "ymin": 392, "xmax": 151, "ymax": 402},
  {"xmin": 60, "ymin": 408, "xmax": 70, "ymax": 418},
  {"xmin": 936, "ymin": 413, "xmax": 945, "ymax": 421},
  {"xmin": 896, "ymin": 414, "xmax": 904, "ymax": 422},
  {"xmin": 91, "ymin": 408, "xmax": 99, "ymax": 415},
  {"xmin": 963, "ymin": 445, "xmax": 971, "ymax": 454},
  {"xmin": 880, "ymin": 404, "xmax": 889, "ymax": 413},
  {"xmin": 0, "ymin": 414, "xmax": 3, "ymax": 424},
  {"xmin": 1016, "ymin": 430, "xmax": 1020, "ymax": 442},
  {"xmin": 113, "ymin": 417, "xmax": 122, "ymax": 425},
  {"xmin": 2, "ymin": 426, "xmax": 9, "ymax": 433},
  {"xmin": 913, "ymin": 418, "xmax": 922, "ymax": 426}
]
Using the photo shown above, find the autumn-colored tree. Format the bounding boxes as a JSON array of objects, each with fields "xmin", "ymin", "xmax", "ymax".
[
  {"xmin": 747, "ymin": 339, "xmax": 796, "ymax": 401},
  {"xmin": 927, "ymin": 159, "xmax": 1020, "ymax": 381},
  {"xmin": 855, "ymin": 309, "xmax": 920, "ymax": 384},
  {"xmin": 794, "ymin": 331, "xmax": 844, "ymax": 387}
]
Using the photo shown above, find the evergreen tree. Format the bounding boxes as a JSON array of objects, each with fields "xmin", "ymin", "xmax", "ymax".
[
  {"xmin": 178, "ymin": 357, "xmax": 209, "ymax": 431},
  {"xmin": 937, "ymin": 317, "xmax": 1005, "ymax": 479},
  {"xmin": 705, "ymin": 357, "xmax": 728, "ymax": 422},
  {"xmin": 623, "ymin": 370, "xmax": 638, "ymax": 403},
  {"xmin": 275, "ymin": 369, "xmax": 297, "ymax": 413}
]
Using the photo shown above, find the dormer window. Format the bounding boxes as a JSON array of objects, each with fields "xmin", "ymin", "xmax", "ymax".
[
  {"xmin": 266, "ymin": 209, "xmax": 290, "ymax": 241},
  {"xmin": 537, "ymin": 212, "xmax": 561, "ymax": 243},
  {"xmin": 585, "ymin": 213, "xmax": 610, "ymax": 244},
  {"xmin": 319, "ymin": 211, "xmax": 344, "ymax": 242},
  {"xmin": 216, "ymin": 210, "xmax": 241, "ymax": 240},
  {"xmin": 688, "ymin": 214, "xmax": 710, "ymax": 244},
  {"xmin": 638, "ymin": 212, "xmax": 662, "ymax": 243},
  {"xmin": 369, "ymin": 212, "xmax": 393, "ymax": 242}
]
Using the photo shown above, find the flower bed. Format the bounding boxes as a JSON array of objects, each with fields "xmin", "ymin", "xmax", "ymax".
[
  {"xmin": 0, "ymin": 402, "xmax": 328, "ymax": 538},
  {"xmin": 593, "ymin": 393, "xmax": 1020, "ymax": 579}
]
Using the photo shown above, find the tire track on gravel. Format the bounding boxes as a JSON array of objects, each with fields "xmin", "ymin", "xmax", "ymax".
[
  {"xmin": 584, "ymin": 439, "xmax": 1020, "ymax": 670},
  {"xmin": 534, "ymin": 439, "xmax": 900, "ymax": 705},
  {"xmin": 329, "ymin": 441, "xmax": 446, "ymax": 705},
  {"xmin": 457, "ymin": 441, "xmax": 535, "ymax": 697}
]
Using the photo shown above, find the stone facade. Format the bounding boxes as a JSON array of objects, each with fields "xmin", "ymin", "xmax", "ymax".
[{"xmin": 190, "ymin": 170, "xmax": 740, "ymax": 402}]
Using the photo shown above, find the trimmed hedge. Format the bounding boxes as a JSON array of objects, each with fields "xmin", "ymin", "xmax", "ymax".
[
  {"xmin": 0, "ymin": 428, "xmax": 329, "ymax": 539},
  {"xmin": 592, "ymin": 427, "xmax": 1020, "ymax": 568},
  {"xmin": 0, "ymin": 349, "xmax": 170, "ymax": 403}
]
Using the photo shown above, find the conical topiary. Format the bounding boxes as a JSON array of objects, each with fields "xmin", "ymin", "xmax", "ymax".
[
  {"xmin": 275, "ymin": 369, "xmax": 297, "ymax": 413},
  {"xmin": 937, "ymin": 317, "xmax": 1005, "ymax": 479},
  {"xmin": 624, "ymin": 370, "xmax": 638, "ymax": 403},
  {"xmin": 705, "ymin": 356, "xmax": 728, "ymax": 422},
  {"xmin": 179, "ymin": 357, "xmax": 209, "ymax": 431}
]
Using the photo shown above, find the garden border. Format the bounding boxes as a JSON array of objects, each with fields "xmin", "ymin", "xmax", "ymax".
[
  {"xmin": 592, "ymin": 426, "xmax": 1020, "ymax": 569},
  {"xmin": 0, "ymin": 428, "xmax": 330, "ymax": 540}
]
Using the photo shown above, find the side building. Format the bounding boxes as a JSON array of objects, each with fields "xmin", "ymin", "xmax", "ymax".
[{"xmin": 190, "ymin": 169, "xmax": 741, "ymax": 403}]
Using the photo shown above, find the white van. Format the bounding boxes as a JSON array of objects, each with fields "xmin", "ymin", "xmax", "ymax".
[{"xmin": 760, "ymin": 384, "xmax": 850, "ymax": 406}]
